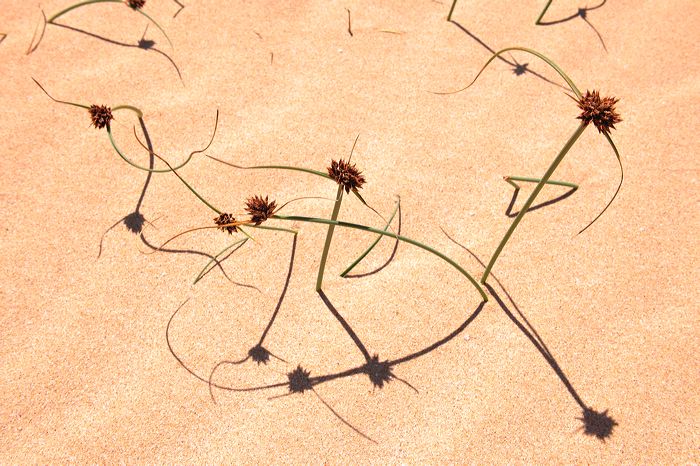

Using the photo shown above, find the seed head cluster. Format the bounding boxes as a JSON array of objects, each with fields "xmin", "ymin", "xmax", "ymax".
[
  {"xmin": 214, "ymin": 213, "xmax": 237, "ymax": 234},
  {"xmin": 126, "ymin": 0, "xmax": 146, "ymax": 9},
  {"xmin": 245, "ymin": 195, "xmax": 277, "ymax": 225},
  {"xmin": 327, "ymin": 159, "xmax": 366, "ymax": 193},
  {"xmin": 88, "ymin": 105, "xmax": 113, "ymax": 129},
  {"xmin": 576, "ymin": 90, "xmax": 621, "ymax": 136}
]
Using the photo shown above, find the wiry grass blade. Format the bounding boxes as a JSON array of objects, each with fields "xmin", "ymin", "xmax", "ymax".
[
  {"xmin": 431, "ymin": 46, "xmax": 582, "ymax": 98},
  {"xmin": 194, "ymin": 238, "xmax": 247, "ymax": 284}
]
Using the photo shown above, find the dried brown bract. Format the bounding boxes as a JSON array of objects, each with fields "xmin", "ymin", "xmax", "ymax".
[
  {"xmin": 327, "ymin": 159, "xmax": 366, "ymax": 193},
  {"xmin": 245, "ymin": 195, "xmax": 277, "ymax": 225},
  {"xmin": 576, "ymin": 90, "xmax": 621, "ymax": 136},
  {"xmin": 127, "ymin": 0, "xmax": 146, "ymax": 10},
  {"xmin": 214, "ymin": 213, "xmax": 238, "ymax": 234},
  {"xmin": 89, "ymin": 105, "xmax": 113, "ymax": 129},
  {"xmin": 288, "ymin": 365, "xmax": 312, "ymax": 393}
]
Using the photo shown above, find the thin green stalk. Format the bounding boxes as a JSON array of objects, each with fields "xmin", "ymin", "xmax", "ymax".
[
  {"xmin": 505, "ymin": 176, "xmax": 578, "ymax": 190},
  {"xmin": 433, "ymin": 46, "xmax": 582, "ymax": 98},
  {"xmin": 340, "ymin": 198, "xmax": 400, "ymax": 277},
  {"xmin": 273, "ymin": 214, "xmax": 487, "ymax": 302},
  {"xmin": 107, "ymin": 124, "xmax": 196, "ymax": 174},
  {"xmin": 315, "ymin": 185, "xmax": 344, "ymax": 291},
  {"xmin": 535, "ymin": 0, "xmax": 554, "ymax": 24},
  {"xmin": 447, "ymin": 0, "xmax": 458, "ymax": 21},
  {"xmin": 205, "ymin": 154, "xmax": 330, "ymax": 179},
  {"xmin": 47, "ymin": 0, "xmax": 121, "ymax": 23},
  {"xmin": 194, "ymin": 238, "xmax": 247, "ymax": 284},
  {"xmin": 481, "ymin": 123, "xmax": 587, "ymax": 284}
]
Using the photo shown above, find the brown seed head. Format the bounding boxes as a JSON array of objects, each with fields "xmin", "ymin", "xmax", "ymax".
[
  {"xmin": 576, "ymin": 90, "xmax": 621, "ymax": 136},
  {"xmin": 327, "ymin": 159, "xmax": 366, "ymax": 193},
  {"xmin": 214, "ymin": 213, "xmax": 237, "ymax": 234},
  {"xmin": 89, "ymin": 105, "xmax": 113, "ymax": 129},
  {"xmin": 126, "ymin": 0, "xmax": 146, "ymax": 9},
  {"xmin": 288, "ymin": 365, "xmax": 312, "ymax": 393},
  {"xmin": 245, "ymin": 195, "xmax": 277, "ymax": 225}
]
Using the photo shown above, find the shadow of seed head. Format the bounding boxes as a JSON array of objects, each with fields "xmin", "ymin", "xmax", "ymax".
[
  {"xmin": 576, "ymin": 90, "xmax": 622, "ymax": 136},
  {"xmin": 89, "ymin": 105, "xmax": 113, "ymax": 129},
  {"xmin": 127, "ymin": 0, "xmax": 146, "ymax": 9},
  {"xmin": 287, "ymin": 365, "xmax": 312, "ymax": 393},
  {"xmin": 365, "ymin": 354, "xmax": 393, "ymax": 389},
  {"xmin": 578, "ymin": 407, "xmax": 618, "ymax": 441},
  {"xmin": 137, "ymin": 38, "xmax": 155, "ymax": 50},
  {"xmin": 123, "ymin": 212, "xmax": 145, "ymax": 234},
  {"xmin": 578, "ymin": 8, "xmax": 588, "ymax": 19},
  {"xmin": 512, "ymin": 63, "xmax": 528, "ymax": 76},
  {"xmin": 214, "ymin": 213, "xmax": 238, "ymax": 234},
  {"xmin": 248, "ymin": 345, "xmax": 271, "ymax": 364},
  {"xmin": 245, "ymin": 195, "xmax": 277, "ymax": 225},
  {"xmin": 327, "ymin": 159, "xmax": 366, "ymax": 193}
]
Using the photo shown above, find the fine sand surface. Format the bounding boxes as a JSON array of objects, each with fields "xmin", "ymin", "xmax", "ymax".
[{"xmin": 1, "ymin": 0, "xmax": 698, "ymax": 462}]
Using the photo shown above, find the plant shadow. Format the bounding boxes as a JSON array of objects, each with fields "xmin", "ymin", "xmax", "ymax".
[
  {"xmin": 505, "ymin": 183, "xmax": 578, "ymax": 218},
  {"xmin": 448, "ymin": 19, "xmax": 568, "ymax": 90},
  {"xmin": 51, "ymin": 22, "xmax": 183, "ymax": 83},
  {"xmin": 442, "ymin": 229, "xmax": 618, "ymax": 441},
  {"xmin": 536, "ymin": 0, "xmax": 608, "ymax": 51}
]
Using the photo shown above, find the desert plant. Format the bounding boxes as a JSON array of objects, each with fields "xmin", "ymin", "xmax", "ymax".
[
  {"xmin": 32, "ymin": 79, "xmax": 208, "ymax": 173},
  {"xmin": 436, "ymin": 47, "xmax": 622, "ymax": 284}
]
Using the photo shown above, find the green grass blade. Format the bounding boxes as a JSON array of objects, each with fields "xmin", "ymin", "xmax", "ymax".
[
  {"xmin": 432, "ymin": 46, "xmax": 582, "ymax": 98},
  {"xmin": 340, "ymin": 198, "xmax": 400, "ymax": 277},
  {"xmin": 577, "ymin": 133, "xmax": 623, "ymax": 234},
  {"xmin": 205, "ymin": 154, "xmax": 330, "ymax": 179},
  {"xmin": 194, "ymin": 238, "xmax": 247, "ymax": 284}
]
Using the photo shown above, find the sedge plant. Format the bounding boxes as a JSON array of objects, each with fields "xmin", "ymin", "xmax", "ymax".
[{"xmin": 436, "ymin": 47, "xmax": 623, "ymax": 285}]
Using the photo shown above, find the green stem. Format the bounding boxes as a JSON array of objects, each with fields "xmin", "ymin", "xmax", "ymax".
[
  {"xmin": 47, "ymin": 0, "xmax": 122, "ymax": 23},
  {"xmin": 505, "ymin": 176, "xmax": 578, "ymax": 190},
  {"xmin": 481, "ymin": 123, "xmax": 587, "ymax": 284},
  {"xmin": 340, "ymin": 199, "xmax": 399, "ymax": 277},
  {"xmin": 447, "ymin": 0, "xmax": 458, "ymax": 21},
  {"xmin": 107, "ymin": 124, "xmax": 196, "ymax": 174},
  {"xmin": 535, "ymin": 0, "xmax": 554, "ymax": 24},
  {"xmin": 273, "ymin": 214, "xmax": 487, "ymax": 302},
  {"xmin": 112, "ymin": 104, "xmax": 143, "ymax": 118},
  {"xmin": 315, "ymin": 185, "xmax": 344, "ymax": 291},
  {"xmin": 194, "ymin": 238, "xmax": 247, "ymax": 284}
]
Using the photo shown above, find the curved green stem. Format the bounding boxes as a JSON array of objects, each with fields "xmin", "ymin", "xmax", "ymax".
[
  {"xmin": 316, "ymin": 185, "xmax": 344, "ymax": 291},
  {"xmin": 205, "ymin": 154, "xmax": 330, "ymax": 179},
  {"xmin": 106, "ymin": 124, "xmax": 196, "ymax": 174},
  {"xmin": 340, "ymin": 198, "xmax": 400, "ymax": 277},
  {"xmin": 535, "ymin": 0, "xmax": 554, "ymax": 24},
  {"xmin": 481, "ymin": 123, "xmax": 588, "ymax": 284},
  {"xmin": 112, "ymin": 104, "xmax": 143, "ymax": 118},
  {"xmin": 273, "ymin": 214, "xmax": 487, "ymax": 302},
  {"xmin": 47, "ymin": 0, "xmax": 122, "ymax": 23},
  {"xmin": 505, "ymin": 176, "xmax": 578, "ymax": 190},
  {"xmin": 134, "ymin": 9, "xmax": 173, "ymax": 49},
  {"xmin": 194, "ymin": 238, "xmax": 247, "ymax": 284},
  {"xmin": 434, "ymin": 46, "xmax": 581, "ymax": 98}
]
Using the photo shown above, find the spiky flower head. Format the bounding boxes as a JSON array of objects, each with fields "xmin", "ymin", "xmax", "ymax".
[
  {"xmin": 288, "ymin": 365, "xmax": 312, "ymax": 393},
  {"xmin": 245, "ymin": 195, "xmax": 277, "ymax": 225},
  {"xmin": 576, "ymin": 90, "xmax": 621, "ymax": 136},
  {"xmin": 126, "ymin": 0, "xmax": 146, "ymax": 9},
  {"xmin": 88, "ymin": 105, "xmax": 113, "ymax": 129},
  {"xmin": 327, "ymin": 159, "xmax": 366, "ymax": 193},
  {"xmin": 214, "ymin": 213, "xmax": 237, "ymax": 234}
]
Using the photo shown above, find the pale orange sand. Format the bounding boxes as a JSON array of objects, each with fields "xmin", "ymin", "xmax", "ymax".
[{"xmin": 1, "ymin": 0, "xmax": 698, "ymax": 462}]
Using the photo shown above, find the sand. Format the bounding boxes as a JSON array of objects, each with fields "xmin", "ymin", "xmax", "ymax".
[{"xmin": 1, "ymin": 0, "xmax": 698, "ymax": 462}]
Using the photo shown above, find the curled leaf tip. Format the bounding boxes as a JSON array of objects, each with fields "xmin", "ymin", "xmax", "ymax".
[
  {"xmin": 576, "ymin": 90, "xmax": 621, "ymax": 136},
  {"xmin": 89, "ymin": 104, "xmax": 113, "ymax": 129},
  {"xmin": 327, "ymin": 159, "xmax": 366, "ymax": 193},
  {"xmin": 245, "ymin": 195, "xmax": 277, "ymax": 225}
]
